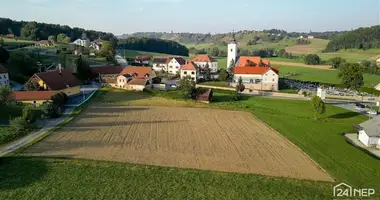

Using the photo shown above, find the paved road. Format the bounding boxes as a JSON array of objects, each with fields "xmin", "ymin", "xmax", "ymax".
[{"xmin": 0, "ymin": 85, "xmax": 99, "ymax": 157}]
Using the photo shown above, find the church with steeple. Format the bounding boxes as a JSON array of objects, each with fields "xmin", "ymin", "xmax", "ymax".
[{"xmin": 227, "ymin": 32, "xmax": 238, "ymax": 70}]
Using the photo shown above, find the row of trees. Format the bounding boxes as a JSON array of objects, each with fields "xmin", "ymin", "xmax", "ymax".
[
  {"xmin": 118, "ymin": 37, "xmax": 189, "ymax": 56},
  {"xmin": 296, "ymin": 38, "xmax": 311, "ymax": 45},
  {"xmin": 0, "ymin": 18, "xmax": 117, "ymax": 44},
  {"xmin": 325, "ymin": 25, "xmax": 380, "ymax": 51},
  {"xmin": 189, "ymin": 47, "xmax": 227, "ymax": 57}
]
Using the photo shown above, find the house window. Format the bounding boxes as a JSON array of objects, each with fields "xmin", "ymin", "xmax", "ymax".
[
  {"xmin": 33, "ymin": 101, "xmax": 36, "ymax": 104},
  {"xmin": 169, "ymin": 66, "xmax": 172, "ymax": 69},
  {"xmin": 169, "ymin": 71, "xmax": 172, "ymax": 73},
  {"xmin": 272, "ymin": 79, "xmax": 275, "ymax": 82},
  {"xmin": 191, "ymin": 72, "xmax": 195, "ymax": 75},
  {"xmin": 184, "ymin": 71, "xmax": 187, "ymax": 75},
  {"xmin": 176, "ymin": 66, "xmax": 179, "ymax": 69},
  {"xmin": 192, "ymin": 78, "xmax": 195, "ymax": 81}
]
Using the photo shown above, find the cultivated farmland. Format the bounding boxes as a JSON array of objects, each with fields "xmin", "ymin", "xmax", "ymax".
[{"xmin": 24, "ymin": 105, "xmax": 332, "ymax": 182}]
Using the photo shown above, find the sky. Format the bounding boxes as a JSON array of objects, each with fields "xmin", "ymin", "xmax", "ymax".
[{"xmin": 1, "ymin": 0, "xmax": 380, "ymax": 35}]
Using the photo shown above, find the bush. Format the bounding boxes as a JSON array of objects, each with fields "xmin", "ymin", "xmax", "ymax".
[
  {"xmin": 303, "ymin": 54, "xmax": 321, "ymax": 65},
  {"xmin": 10, "ymin": 117, "xmax": 30, "ymax": 134},
  {"xmin": 22, "ymin": 106, "xmax": 36, "ymax": 123},
  {"xmin": 51, "ymin": 93, "xmax": 66, "ymax": 107},
  {"xmin": 219, "ymin": 69, "xmax": 229, "ymax": 81},
  {"xmin": 41, "ymin": 102, "xmax": 61, "ymax": 118}
]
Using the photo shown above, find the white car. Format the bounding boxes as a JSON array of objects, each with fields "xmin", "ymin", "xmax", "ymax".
[{"xmin": 367, "ymin": 110, "xmax": 378, "ymax": 115}]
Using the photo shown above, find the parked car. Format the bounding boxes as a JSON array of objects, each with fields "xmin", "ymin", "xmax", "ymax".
[
  {"xmin": 355, "ymin": 103, "xmax": 365, "ymax": 109},
  {"xmin": 367, "ymin": 110, "xmax": 378, "ymax": 115}
]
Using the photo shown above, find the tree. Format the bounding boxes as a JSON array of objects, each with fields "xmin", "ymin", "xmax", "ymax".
[
  {"xmin": 219, "ymin": 69, "xmax": 228, "ymax": 81},
  {"xmin": 51, "ymin": 93, "xmax": 65, "ymax": 107},
  {"xmin": 81, "ymin": 32, "xmax": 88, "ymax": 40},
  {"xmin": 179, "ymin": 76, "xmax": 196, "ymax": 99},
  {"xmin": 204, "ymin": 63, "xmax": 211, "ymax": 81},
  {"xmin": 41, "ymin": 102, "xmax": 60, "ymax": 118},
  {"xmin": 228, "ymin": 59, "xmax": 235, "ymax": 74},
  {"xmin": 58, "ymin": 51, "xmax": 67, "ymax": 68},
  {"xmin": 303, "ymin": 54, "xmax": 321, "ymax": 65},
  {"xmin": 99, "ymin": 41, "xmax": 116, "ymax": 61},
  {"xmin": 57, "ymin": 33, "xmax": 70, "ymax": 44},
  {"xmin": 48, "ymin": 35, "xmax": 56, "ymax": 43},
  {"xmin": 0, "ymin": 46, "xmax": 10, "ymax": 63},
  {"xmin": 22, "ymin": 106, "xmax": 36, "ymax": 123},
  {"xmin": 0, "ymin": 85, "xmax": 12, "ymax": 105},
  {"xmin": 234, "ymin": 76, "xmax": 245, "ymax": 101},
  {"xmin": 0, "ymin": 38, "xmax": 4, "ymax": 47},
  {"xmin": 329, "ymin": 57, "xmax": 345, "ymax": 69},
  {"xmin": 210, "ymin": 47, "xmax": 219, "ymax": 57},
  {"xmin": 338, "ymin": 63, "xmax": 364, "ymax": 91},
  {"xmin": 20, "ymin": 22, "xmax": 38, "ymax": 40},
  {"xmin": 75, "ymin": 55, "xmax": 92, "ymax": 81},
  {"xmin": 10, "ymin": 117, "xmax": 30, "ymax": 134},
  {"xmin": 311, "ymin": 95, "xmax": 326, "ymax": 120}
]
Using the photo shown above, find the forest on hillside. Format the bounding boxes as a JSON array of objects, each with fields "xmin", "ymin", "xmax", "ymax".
[
  {"xmin": 118, "ymin": 37, "xmax": 189, "ymax": 56},
  {"xmin": 325, "ymin": 25, "xmax": 380, "ymax": 51},
  {"xmin": 0, "ymin": 18, "xmax": 117, "ymax": 44}
]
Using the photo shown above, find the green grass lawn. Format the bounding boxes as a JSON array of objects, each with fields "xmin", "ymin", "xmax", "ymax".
[
  {"xmin": 318, "ymin": 49, "xmax": 380, "ymax": 63},
  {"xmin": 1, "ymin": 89, "xmax": 380, "ymax": 199},
  {"xmin": 267, "ymin": 56, "xmax": 303, "ymax": 63},
  {"xmin": 1, "ymin": 37, "xmax": 35, "ymax": 44},
  {"xmin": 119, "ymin": 49, "xmax": 187, "ymax": 58},
  {"xmin": 199, "ymin": 81, "xmax": 230, "ymax": 87},
  {"xmin": 216, "ymin": 57, "xmax": 227, "ymax": 69},
  {"xmin": 278, "ymin": 65, "xmax": 380, "ymax": 88}
]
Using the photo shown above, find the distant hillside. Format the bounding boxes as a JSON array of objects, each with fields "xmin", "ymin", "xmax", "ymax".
[
  {"xmin": 325, "ymin": 25, "xmax": 380, "ymax": 52},
  {"xmin": 0, "ymin": 18, "xmax": 117, "ymax": 44}
]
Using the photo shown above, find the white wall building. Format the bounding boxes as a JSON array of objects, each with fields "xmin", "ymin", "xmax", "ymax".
[
  {"xmin": 152, "ymin": 57, "xmax": 168, "ymax": 72},
  {"xmin": 192, "ymin": 55, "xmax": 218, "ymax": 73},
  {"xmin": 89, "ymin": 42, "xmax": 100, "ymax": 50},
  {"xmin": 167, "ymin": 57, "xmax": 186, "ymax": 75},
  {"xmin": 71, "ymin": 39, "xmax": 90, "ymax": 47},
  {"xmin": 358, "ymin": 116, "xmax": 380, "ymax": 148},
  {"xmin": 232, "ymin": 66, "xmax": 279, "ymax": 91},
  {"xmin": 180, "ymin": 62, "xmax": 199, "ymax": 82},
  {"xmin": 317, "ymin": 88, "xmax": 326, "ymax": 100},
  {"xmin": 0, "ymin": 65, "xmax": 9, "ymax": 86},
  {"xmin": 227, "ymin": 41, "xmax": 238, "ymax": 70}
]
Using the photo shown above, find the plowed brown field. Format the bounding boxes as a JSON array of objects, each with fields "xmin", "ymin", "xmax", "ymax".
[{"xmin": 25, "ymin": 105, "xmax": 332, "ymax": 182}]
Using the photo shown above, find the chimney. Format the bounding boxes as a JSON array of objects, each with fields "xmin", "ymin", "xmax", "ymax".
[{"xmin": 58, "ymin": 64, "xmax": 62, "ymax": 75}]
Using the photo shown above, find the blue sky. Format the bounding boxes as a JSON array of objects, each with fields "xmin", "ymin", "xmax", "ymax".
[{"xmin": 2, "ymin": 0, "xmax": 380, "ymax": 34}]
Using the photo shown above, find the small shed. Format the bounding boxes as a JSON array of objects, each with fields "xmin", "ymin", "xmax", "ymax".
[
  {"xmin": 357, "ymin": 116, "xmax": 380, "ymax": 148},
  {"xmin": 196, "ymin": 88, "xmax": 213, "ymax": 103}
]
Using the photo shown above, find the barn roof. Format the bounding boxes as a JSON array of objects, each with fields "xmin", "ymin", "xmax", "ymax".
[
  {"xmin": 34, "ymin": 69, "xmax": 81, "ymax": 90},
  {"xmin": 234, "ymin": 67, "xmax": 279, "ymax": 75},
  {"xmin": 192, "ymin": 55, "xmax": 215, "ymax": 62},
  {"xmin": 11, "ymin": 91, "xmax": 58, "ymax": 101},
  {"xmin": 119, "ymin": 67, "xmax": 153, "ymax": 78},
  {"xmin": 359, "ymin": 116, "xmax": 380, "ymax": 137},
  {"xmin": 236, "ymin": 56, "xmax": 270, "ymax": 67}
]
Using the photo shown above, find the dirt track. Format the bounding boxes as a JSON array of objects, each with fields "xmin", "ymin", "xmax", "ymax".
[
  {"xmin": 271, "ymin": 61, "xmax": 334, "ymax": 70},
  {"xmin": 24, "ymin": 105, "xmax": 332, "ymax": 182}
]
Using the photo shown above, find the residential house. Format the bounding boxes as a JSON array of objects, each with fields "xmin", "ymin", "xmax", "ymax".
[
  {"xmin": 232, "ymin": 56, "xmax": 279, "ymax": 91},
  {"xmin": 0, "ymin": 64, "xmax": 9, "ymax": 86},
  {"xmin": 117, "ymin": 67, "xmax": 157, "ymax": 91},
  {"xmin": 167, "ymin": 57, "xmax": 186, "ymax": 74},
  {"xmin": 357, "ymin": 116, "xmax": 380, "ymax": 148},
  {"xmin": 35, "ymin": 40, "xmax": 53, "ymax": 47},
  {"xmin": 89, "ymin": 42, "xmax": 100, "ymax": 51},
  {"xmin": 152, "ymin": 57, "xmax": 169, "ymax": 71},
  {"xmin": 135, "ymin": 56, "xmax": 151, "ymax": 65},
  {"xmin": 91, "ymin": 66, "xmax": 123, "ymax": 87},
  {"xmin": 6, "ymin": 34, "xmax": 15, "ymax": 39},
  {"xmin": 10, "ymin": 91, "xmax": 57, "ymax": 106},
  {"xmin": 180, "ymin": 61, "xmax": 199, "ymax": 82},
  {"xmin": 192, "ymin": 55, "xmax": 218, "ymax": 73},
  {"xmin": 375, "ymin": 83, "xmax": 380, "ymax": 91},
  {"xmin": 71, "ymin": 39, "xmax": 90, "ymax": 47},
  {"xmin": 24, "ymin": 68, "xmax": 81, "ymax": 96},
  {"xmin": 307, "ymin": 36, "xmax": 314, "ymax": 39}
]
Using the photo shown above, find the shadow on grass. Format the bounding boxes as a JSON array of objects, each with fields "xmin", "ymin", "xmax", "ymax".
[
  {"xmin": 328, "ymin": 112, "xmax": 361, "ymax": 119},
  {"xmin": 0, "ymin": 156, "xmax": 48, "ymax": 190}
]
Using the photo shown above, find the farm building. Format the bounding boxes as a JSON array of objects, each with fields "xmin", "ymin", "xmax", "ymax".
[
  {"xmin": 196, "ymin": 88, "xmax": 213, "ymax": 103},
  {"xmin": 135, "ymin": 56, "xmax": 151, "ymax": 65},
  {"xmin": 192, "ymin": 55, "xmax": 218, "ymax": 73},
  {"xmin": 180, "ymin": 61, "xmax": 199, "ymax": 82},
  {"xmin": 357, "ymin": 116, "xmax": 380, "ymax": 148},
  {"xmin": 167, "ymin": 57, "xmax": 186, "ymax": 75},
  {"xmin": 231, "ymin": 56, "xmax": 279, "ymax": 91},
  {"xmin": 152, "ymin": 57, "xmax": 168, "ymax": 71},
  {"xmin": 91, "ymin": 66, "xmax": 123, "ymax": 87},
  {"xmin": 25, "ymin": 68, "xmax": 81, "ymax": 96},
  {"xmin": 116, "ymin": 76, "xmax": 149, "ymax": 91},
  {"xmin": 0, "ymin": 64, "xmax": 9, "ymax": 86},
  {"xmin": 119, "ymin": 66, "xmax": 156, "ymax": 79},
  {"xmin": 10, "ymin": 91, "xmax": 57, "ymax": 106}
]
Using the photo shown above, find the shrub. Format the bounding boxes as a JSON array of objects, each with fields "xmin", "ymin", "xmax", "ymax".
[
  {"xmin": 51, "ymin": 93, "xmax": 66, "ymax": 107},
  {"xmin": 41, "ymin": 102, "xmax": 61, "ymax": 118},
  {"xmin": 10, "ymin": 117, "xmax": 30, "ymax": 134},
  {"xmin": 22, "ymin": 106, "xmax": 36, "ymax": 123},
  {"xmin": 219, "ymin": 69, "xmax": 229, "ymax": 81},
  {"xmin": 303, "ymin": 54, "xmax": 321, "ymax": 65},
  {"xmin": 311, "ymin": 95, "xmax": 326, "ymax": 120}
]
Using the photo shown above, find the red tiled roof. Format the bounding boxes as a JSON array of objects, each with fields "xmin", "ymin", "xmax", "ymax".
[
  {"xmin": 181, "ymin": 61, "xmax": 197, "ymax": 70},
  {"xmin": 236, "ymin": 56, "xmax": 270, "ymax": 67},
  {"xmin": 192, "ymin": 55, "xmax": 215, "ymax": 62},
  {"xmin": 234, "ymin": 67, "xmax": 279, "ymax": 75},
  {"xmin": 127, "ymin": 78, "xmax": 148, "ymax": 86},
  {"xmin": 91, "ymin": 66, "xmax": 123, "ymax": 75},
  {"xmin": 34, "ymin": 69, "xmax": 81, "ymax": 90},
  {"xmin": 11, "ymin": 91, "xmax": 58, "ymax": 101},
  {"xmin": 119, "ymin": 67, "xmax": 153, "ymax": 79}
]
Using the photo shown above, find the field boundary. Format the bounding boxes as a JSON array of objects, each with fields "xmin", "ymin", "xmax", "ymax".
[{"xmin": 271, "ymin": 61, "xmax": 333, "ymax": 70}]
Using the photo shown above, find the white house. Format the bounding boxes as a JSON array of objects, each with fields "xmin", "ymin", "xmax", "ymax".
[
  {"xmin": 152, "ymin": 57, "xmax": 169, "ymax": 71},
  {"xmin": 71, "ymin": 39, "xmax": 90, "ymax": 47},
  {"xmin": 307, "ymin": 35, "xmax": 314, "ymax": 39},
  {"xmin": 135, "ymin": 56, "xmax": 150, "ymax": 65},
  {"xmin": 374, "ymin": 83, "xmax": 380, "ymax": 91},
  {"xmin": 376, "ymin": 57, "xmax": 380, "ymax": 65},
  {"xmin": 89, "ymin": 42, "xmax": 100, "ymax": 51},
  {"xmin": 358, "ymin": 116, "xmax": 380, "ymax": 148},
  {"xmin": 116, "ymin": 75, "xmax": 149, "ymax": 91},
  {"xmin": 231, "ymin": 56, "xmax": 279, "ymax": 91},
  {"xmin": 0, "ymin": 64, "xmax": 9, "ymax": 86},
  {"xmin": 192, "ymin": 55, "xmax": 218, "ymax": 73},
  {"xmin": 167, "ymin": 57, "xmax": 186, "ymax": 75},
  {"xmin": 180, "ymin": 61, "xmax": 199, "ymax": 82}
]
